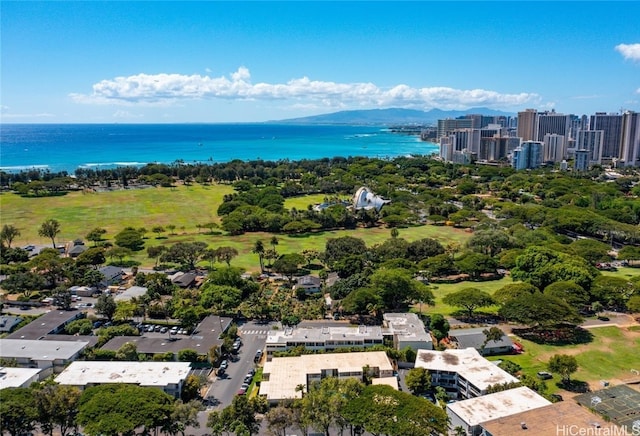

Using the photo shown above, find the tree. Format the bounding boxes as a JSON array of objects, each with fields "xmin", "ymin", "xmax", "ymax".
[
  {"xmin": 547, "ymin": 354, "xmax": 578, "ymax": 384},
  {"xmin": 273, "ymin": 253, "xmax": 305, "ymax": 285},
  {"xmin": 152, "ymin": 225, "xmax": 166, "ymax": 238},
  {"xmin": 147, "ymin": 245, "xmax": 167, "ymax": 267},
  {"xmin": 0, "ymin": 271, "xmax": 46, "ymax": 294},
  {"xmin": 161, "ymin": 241, "xmax": 207, "ymax": 270},
  {"xmin": 481, "ymin": 327, "xmax": 505, "ymax": 352},
  {"xmin": 76, "ymin": 247, "xmax": 106, "ymax": 268},
  {"xmin": 105, "ymin": 246, "xmax": 133, "ymax": 264},
  {"xmin": 324, "ymin": 236, "xmax": 367, "ymax": 266},
  {"xmin": 114, "ymin": 227, "xmax": 145, "ymax": 251},
  {"xmin": 85, "ymin": 227, "xmax": 107, "ymax": 246},
  {"xmin": 178, "ymin": 349, "xmax": 200, "ymax": 362},
  {"xmin": 0, "ymin": 387, "xmax": 38, "ymax": 436},
  {"xmin": 207, "ymin": 394, "xmax": 266, "ymax": 436},
  {"xmin": 467, "ymin": 229, "xmax": 512, "ymax": 257},
  {"xmin": 430, "ymin": 314, "xmax": 450, "ymax": 345},
  {"xmin": 167, "ymin": 400, "xmax": 204, "ymax": 436},
  {"xmin": 455, "ymin": 252, "xmax": 498, "ymax": 280},
  {"xmin": 543, "ymin": 281, "xmax": 590, "ymax": 309},
  {"xmin": 34, "ymin": 384, "xmax": 82, "ymax": 436},
  {"xmin": 115, "ymin": 342, "xmax": 139, "ymax": 361},
  {"xmin": 253, "ymin": 240, "xmax": 266, "ymax": 272},
  {"xmin": 626, "ymin": 295, "xmax": 640, "ymax": 313},
  {"xmin": 341, "ymin": 385, "xmax": 447, "ymax": 436},
  {"xmin": 570, "ymin": 238, "xmax": 611, "ymax": 264},
  {"xmin": 499, "ymin": 293, "xmax": 581, "ymax": 327},
  {"xmin": 370, "ymin": 268, "xmax": 433, "ymax": 310},
  {"xmin": 95, "ymin": 294, "xmax": 117, "ymax": 321},
  {"xmin": 77, "ymin": 384, "xmax": 173, "ymax": 436},
  {"xmin": 265, "ymin": 405, "xmax": 294, "ymax": 436},
  {"xmin": 443, "ymin": 287, "xmax": 494, "ymax": 318},
  {"xmin": 181, "ymin": 374, "xmax": 204, "ymax": 401},
  {"xmin": 216, "ymin": 246, "xmax": 239, "ymax": 267},
  {"xmin": 590, "ymin": 276, "xmax": 636, "ymax": 310},
  {"xmin": 406, "ymin": 237, "xmax": 445, "ymax": 261},
  {"xmin": 493, "ymin": 282, "xmax": 539, "ymax": 305},
  {"xmin": 39, "ymin": 219, "xmax": 61, "ymax": 248},
  {"xmin": 0, "ymin": 224, "xmax": 20, "ymax": 248},
  {"xmin": 405, "ymin": 367, "xmax": 432, "ymax": 395},
  {"xmin": 65, "ymin": 319, "xmax": 94, "ymax": 335}
]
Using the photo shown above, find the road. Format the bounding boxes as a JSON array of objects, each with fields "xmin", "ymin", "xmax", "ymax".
[{"xmin": 204, "ymin": 320, "xmax": 276, "ymax": 409}]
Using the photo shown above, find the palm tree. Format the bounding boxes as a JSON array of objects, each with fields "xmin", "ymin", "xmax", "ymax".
[
  {"xmin": 270, "ymin": 236, "xmax": 279, "ymax": 253},
  {"xmin": 38, "ymin": 219, "xmax": 61, "ymax": 248},
  {"xmin": 252, "ymin": 240, "xmax": 265, "ymax": 272}
]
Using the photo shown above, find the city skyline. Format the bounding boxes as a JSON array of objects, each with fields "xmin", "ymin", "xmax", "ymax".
[{"xmin": 1, "ymin": 1, "xmax": 639, "ymax": 124}]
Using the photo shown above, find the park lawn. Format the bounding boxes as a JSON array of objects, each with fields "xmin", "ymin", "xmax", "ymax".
[
  {"xmin": 601, "ymin": 266, "xmax": 640, "ymax": 279},
  {"xmin": 487, "ymin": 326, "xmax": 640, "ymax": 392},
  {"xmin": 0, "ymin": 184, "xmax": 235, "ymax": 246}
]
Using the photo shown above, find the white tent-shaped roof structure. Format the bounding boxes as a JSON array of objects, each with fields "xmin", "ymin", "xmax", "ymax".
[{"xmin": 352, "ymin": 187, "xmax": 390, "ymax": 212}]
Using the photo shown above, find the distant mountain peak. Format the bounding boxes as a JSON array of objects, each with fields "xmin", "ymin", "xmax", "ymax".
[{"xmin": 272, "ymin": 107, "xmax": 515, "ymax": 125}]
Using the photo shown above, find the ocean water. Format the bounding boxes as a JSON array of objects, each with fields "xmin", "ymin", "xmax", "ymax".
[{"xmin": 0, "ymin": 123, "xmax": 438, "ymax": 174}]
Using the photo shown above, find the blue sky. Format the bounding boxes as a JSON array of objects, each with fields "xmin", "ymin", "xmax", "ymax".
[{"xmin": 1, "ymin": 1, "xmax": 639, "ymax": 123}]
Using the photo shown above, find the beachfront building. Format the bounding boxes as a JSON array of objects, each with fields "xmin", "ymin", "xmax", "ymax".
[
  {"xmin": 0, "ymin": 339, "xmax": 91, "ymax": 376},
  {"xmin": 259, "ymin": 351, "xmax": 394, "ymax": 404},
  {"xmin": 414, "ymin": 348, "xmax": 518, "ymax": 400},
  {"xmin": 382, "ymin": 313, "xmax": 433, "ymax": 352},
  {"xmin": 0, "ymin": 367, "xmax": 44, "ymax": 389},
  {"xmin": 447, "ymin": 386, "xmax": 551, "ymax": 436},
  {"xmin": 55, "ymin": 361, "xmax": 191, "ymax": 398},
  {"xmin": 264, "ymin": 325, "xmax": 384, "ymax": 360}
]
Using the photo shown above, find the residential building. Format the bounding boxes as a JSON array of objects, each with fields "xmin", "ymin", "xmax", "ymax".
[
  {"xmin": 0, "ymin": 339, "xmax": 90, "ymax": 375},
  {"xmin": 55, "ymin": 361, "xmax": 192, "ymax": 398},
  {"xmin": 0, "ymin": 367, "xmax": 44, "ymax": 389},
  {"xmin": 0, "ymin": 316, "xmax": 23, "ymax": 334},
  {"xmin": 5, "ymin": 310, "xmax": 84, "ymax": 340},
  {"xmin": 574, "ymin": 149, "xmax": 590, "ymax": 171},
  {"xmin": 414, "ymin": 348, "xmax": 518, "ymax": 399},
  {"xmin": 114, "ymin": 285, "xmax": 148, "ymax": 302},
  {"xmin": 536, "ymin": 112, "xmax": 571, "ymax": 143},
  {"xmin": 447, "ymin": 387, "xmax": 551, "ymax": 436},
  {"xmin": 480, "ymin": 400, "xmax": 625, "ymax": 436},
  {"xmin": 382, "ymin": 313, "xmax": 433, "ymax": 352},
  {"xmin": 259, "ymin": 351, "xmax": 394, "ymax": 403},
  {"xmin": 437, "ymin": 118, "xmax": 473, "ymax": 139},
  {"xmin": 516, "ymin": 109, "xmax": 537, "ymax": 141},
  {"xmin": 512, "ymin": 141, "xmax": 543, "ymax": 170},
  {"xmin": 576, "ymin": 130, "xmax": 604, "ymax": 164},
  {"xmin": 620, "ymin": 111, "xmax": 640, "ymax": 167},
  {"xmin": 543, "ymin": 133, "xmax": 566, "ymax": 162},
  {"xmin": 293, "ymin": 275, "xmax": 322, "ymax": 294},
  {"xmin": 98, "ymin": 266, "xmax": 124, "ymax": 287},
  {"xmin": 448, "ymin": 327, "xmax": 513, "ymax": 356},
  {"xmin": 590, "ymin": 112, "xmax": 624, "ymax": 159},
  {"xmin": 264, "ymin": 325, "xmax": 384, "ymax": 359}
]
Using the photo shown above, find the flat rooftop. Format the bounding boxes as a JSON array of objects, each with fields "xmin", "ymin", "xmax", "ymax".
[
  {"xmin": 0, "ymin": 339, "xmax": 90, "ymax": 360},
  {"xmin": 55, "ymin": 361, "xmax": 191, "ymax": 387},
  {"xmin": 382, "ymin": 312, "xmax": 431, "ymax": 343},
  {"xmin": 448, "ymin": 386, "xmax": 551, "ymax": 426},
  {"xmin": 415, "ymin": 348, "xmax": 518, "ymax": 390},
  {"xmin": 371, "ymin": 376, "xmax": 399, "ymax": 390},
  {"xmin": 0, "ymin": 367, "xmax": 43, "ymax": 389},
  {"xmin": 481, "ymin": 400, "xmax": 625, "ymax": 436},
  {"xmin": 266, "ymin": 325, "xmax": 383, "ymax": 345},
  {"xmin": 5, "ymin": 310, "xmax": 82, "ymax": 340},
  {"xmin": 260, "ymin": 351, "xmax": 392, "ymax": 401},
  {"xmin": 114, "ymin": 286, "xmax": 148, "ymax": 301}
]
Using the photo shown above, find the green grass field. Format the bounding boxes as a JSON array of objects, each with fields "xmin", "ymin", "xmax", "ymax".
[
  {"xmin": 487, "ymin": 326, "xmax": 640, "ymax": 392},
  {"xmin": 0, "ymin": 185, "xmax": 471, "ymax": 271}
]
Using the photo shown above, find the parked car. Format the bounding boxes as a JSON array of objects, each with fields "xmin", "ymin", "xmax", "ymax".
[
  {"xmin": 254, "ymin": 350, "xmax": 263, "ymax": 362},
  {"xmin": 220, "ymin": 360, "xmax": 228, "ymax": 370},
  {"xmin": 537, "ymin": 371, "xmax": 553, "ymax": 380},
  {"xmin": 244, "ymin": 373, "xmax": 253, "ymax": 383},
  {"xmin": 160, "ymin": 327, "xmax": 168, "ymax": 333}
]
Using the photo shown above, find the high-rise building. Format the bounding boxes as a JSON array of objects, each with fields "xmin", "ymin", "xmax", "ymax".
[
  {"xmin": 620, "ymin": 111, "xmax": 640, "ymax": 167},
  {"xmin": 517, "ymin": 109, "xmax": 537, "ymax": 141},
  {"xmin": 543, "ymin": 133, "xmax": 566, "ymax": 163},
  {"xmin": 590, "ymin": 113, "xmax": 624, "ymax": 159},
  {"xmin": 576, "ymin": 130, "xmax": 604, "ymax": 165},
  {"xmin": 536, "ymin": 112, "xmax": 571, "ymax": 142},
  {"xmin": 574, "ymin": 149, "xmax": 590, "ymax": 171},
  {"xmin": 512, "ymin": 141, "xmax": 543, "ymax": 170},
  {"xmin": 437, "ymin": 118, "xmax": 473, "ymax": 138}
]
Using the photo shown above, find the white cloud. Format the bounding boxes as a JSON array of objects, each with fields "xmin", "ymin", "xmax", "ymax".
[
  {"xmin": 113, "ymin": 110, "xmax": 144, "ymax": 118},
  {"xmin": 615, "ymin": 43, "xmax": 640, "ymax": 61},
  {"xmin": 636, "ymin": 88, "xmax": 640, "ymax": 94},
  {"xmin": 70, "ymin": 67, "xmax": 540, "ymax": 109}
]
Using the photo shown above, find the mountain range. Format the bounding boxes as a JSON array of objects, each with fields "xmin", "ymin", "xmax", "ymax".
[{"xmin": 273, "ymin": 107, "xmax": 515, "ymax": 125}]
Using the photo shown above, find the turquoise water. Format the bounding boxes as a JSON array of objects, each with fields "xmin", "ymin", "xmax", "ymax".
[{"xmin": 0, "ymin": 124, "xmax": 438, "ymax": 173}]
